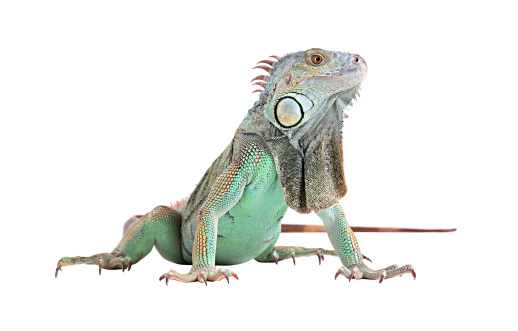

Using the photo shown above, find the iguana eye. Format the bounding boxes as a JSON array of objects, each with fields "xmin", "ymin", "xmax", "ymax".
[
  {"xmin": 310, "ymin": 54, "xmax": 324, "ymax": 65},
  {"xmin": 275, "ymin": 97, "xmax": 303, "ymax": 128}
]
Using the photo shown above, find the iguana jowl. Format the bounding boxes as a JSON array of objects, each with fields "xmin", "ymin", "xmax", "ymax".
[{"xmin": 56, "ymin": 48, "xmax": 417, "ymax": 284}]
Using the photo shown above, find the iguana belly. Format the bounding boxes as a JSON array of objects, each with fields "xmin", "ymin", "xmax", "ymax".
[
  {"xmin": 214, "ymin": 179, "xmax": 287, "ymax": 265},
  {"xmin": 181, "ymin": 175, "xmax": 288, "ymax": 265}
]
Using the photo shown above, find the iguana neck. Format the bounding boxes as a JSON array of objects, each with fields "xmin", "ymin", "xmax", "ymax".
[{"xmin": 236, "ymin": 94, "xmax": 347, "ymax": 214}]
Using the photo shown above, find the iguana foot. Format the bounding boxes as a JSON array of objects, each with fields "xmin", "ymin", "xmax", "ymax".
[
  {"xmin": 55, "ymin": 254, "xmax": 132, "ymax": 277},
  {"xmin": 257, "ymin": 246, "xmax": 372, "ymax": 265},
  {"xmin": 256, "ymin": 246, "xmax": 338, "ymax": 265},
  {"xmin": 334, "ymin": 262, "xmax": 415, "ymax": 283},
  {"xmin": 159, "ymin": 267, "xmax": 238, "ymax": 286}
]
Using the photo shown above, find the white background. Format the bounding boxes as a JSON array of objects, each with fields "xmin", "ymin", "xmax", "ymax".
[{"xmin": 1, "ymin": 1, "xmax": 516, "ymax": 330}]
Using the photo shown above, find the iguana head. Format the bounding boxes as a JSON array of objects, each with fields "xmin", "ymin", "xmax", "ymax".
[
  {"xmin": 239, "ymin": 48, "xmax": 368, "ymax": 213},
  {"xmin": 256, "ymin": 48, "xmax": 366, "ymax": 133}
]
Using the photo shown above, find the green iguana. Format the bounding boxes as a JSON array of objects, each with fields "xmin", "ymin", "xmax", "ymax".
[{"xmin": 56, "ymin": 48, "xmax": 453, "ymax": 285}]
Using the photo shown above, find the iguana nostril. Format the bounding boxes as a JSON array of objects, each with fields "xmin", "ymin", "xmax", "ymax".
[{"xmin": 354, "ymin": 56, "xmax": 360, "ymax": 64}]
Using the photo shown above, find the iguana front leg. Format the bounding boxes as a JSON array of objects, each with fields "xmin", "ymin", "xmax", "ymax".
[
  {"xmin": 160, "ymin": 138, "xmax": 263, "ymax": 285},
  {"xmin": 317, "ymin": 204, "xmax": 415, "ymax": 282}
]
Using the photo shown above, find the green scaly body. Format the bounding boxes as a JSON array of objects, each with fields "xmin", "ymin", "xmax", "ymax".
[{"xmin": 56, "ymin": 48, "xmax": 415, "ymax": 284}]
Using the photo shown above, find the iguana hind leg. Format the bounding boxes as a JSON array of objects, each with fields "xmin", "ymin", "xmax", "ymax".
[
  {"xmin": 255, "ymin": 246, "xmax": 372, "ymax": 265},
  {"xmin": 255, "ymin": 246, "xmax": 336, "ymax": 265},
  {"xmin": 56, "ymin": 205, "xmax": 186, "ymax": 277}
]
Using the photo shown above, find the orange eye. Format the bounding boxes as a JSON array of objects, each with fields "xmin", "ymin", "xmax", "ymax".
[{"xmin": 310, "ymin": 54, "xmax": 323, "ymax": 65}]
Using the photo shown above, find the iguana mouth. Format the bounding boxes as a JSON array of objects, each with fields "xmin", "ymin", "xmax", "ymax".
[
  {"xmin": 297, "ymin": 63, "xmax": 367, "ymax": 95},
  {"xmin": 297, "ymin": 71, "xmax": 364, "ymax": 116},
  {"xmin": 314, "ymin": 64, "xmax": 367, "ymax": 78}
]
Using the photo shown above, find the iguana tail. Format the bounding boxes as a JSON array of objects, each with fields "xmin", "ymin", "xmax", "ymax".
[
  {"xmin": 123, "ymin": 211, "xmax": 456, "ymax": 236},
  {"xmin": 281, "ymin": 224, "xmax": 456, "ymax": 233}
]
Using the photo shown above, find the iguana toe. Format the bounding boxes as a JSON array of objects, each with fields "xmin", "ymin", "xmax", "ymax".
[
  {"xmin": 159, "ymin": 267, "xmax": 238, "ymax": 286},
  {"xmin": 55, "ymin": 260, "xmax": 63, "ymax": 278},
  {"xmin": 55, "ymin": 254, "xmax": 132, "ymax": 277},
  {"xmin": 334, "ymin": 262, "xmax": 415, "ymax": 282},
  {"xmin": 317, "ymin": 251, "xmax": 324, "ymax": 265},
  {"xmin": 335, "ymin": 265, "xmax": 365, "ymax": 281},
  {"xmin": 261, "ymin": 246, "xmax": 336, "ymax": 265}
]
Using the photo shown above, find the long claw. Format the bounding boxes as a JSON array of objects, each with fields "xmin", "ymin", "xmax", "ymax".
[
  {"xmin": 98, "ymin": 259, "xmax": 102, "ymax": 276},
  {"xmin": 159, "ymin": 273, "xmax": 170, "ymax": 286},
  {"xmin": 348, "ymin": 272, "xmax": 354, "ymax": 282},
  {"xmin": 55, "ymin": 260, "xmax": 63, "ymax": 278},
  {"xmin": 231, "ymin": 271, "xmax": 239, "ymax": 280},
  {"xmin": 128, "ymin": 260, "xmax": 132, "ymax": 271},
  {"xmin": 223, "ymin": 273, "xmax": 229, "ymax": 284},
  {"xmin": 291, "ymin": 252, "xmax": 296, "ymax": 265},
  {"xmin": 317, "ymin": 252, "xmax": 322, "ymax": 265},
  {"xmin": 362, "ymin": 254, "xmax": 372, "ymax": 263},
  {"xmin": 252, "ymin": 89, "xmax": 263, "ymax": 94},
  {"xmin": 272, "ymin": 252, "xmax": 279, "ymax": 265},
  {"xmin": 335, "ymin": 269, "xmax": 341, "ymax": 280},
  {"xmin": 412, "ymin": 269, "xmax": 417, "ymax": 280},
  {"xmin": 198, "ymin": 273, "xmax": 208, "ymax": 286},
  {"xmin": 379, "ymin": 274, "xmax": 385, "ymax": 283},
  {"xmin": 269, "ymin": 55, "xmax": 280, "ymax": 60},
  {"xmin": 121, "ymin": 261, "xmax": 126, "ymax": 272}
]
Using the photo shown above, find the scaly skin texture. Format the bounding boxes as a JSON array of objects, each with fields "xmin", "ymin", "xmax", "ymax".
[{"xmin": 56, "ymin": 48, "xmax": 416, "ymax": 284}]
